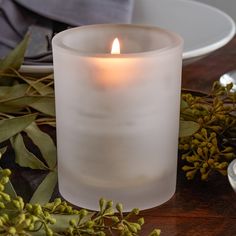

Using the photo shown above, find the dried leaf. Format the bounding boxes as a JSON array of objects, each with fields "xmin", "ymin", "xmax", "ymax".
[
  {"xmin": 30, "ymin": 97, "xmax": 55, "ymax": 116},
  {"xmin": 30, "ymin": 171, "xmax": 57, "ymax": 204},
  {"xmin": 179, "ymin": 120, "xmax": 200, "ymax": 138},
  {"xmin": 0, "ymin": 114, "xmax": 37, "ymax": 143},
  {"xmin": 0, "ymin": 35, "xmax": 29, "ymax": 72},
  {"xmin": 23, "ymin": 78, "xmax": 54, "ymax": 96},
  {"xmin": 24, "ymin": 122, "xmax": 57, "ymax": 169},
  {"xmin": 11, "ymin": 133, "xmax": 48, "ymax": 170}
]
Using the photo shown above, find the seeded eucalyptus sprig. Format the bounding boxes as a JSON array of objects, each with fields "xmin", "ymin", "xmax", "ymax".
[
  {"xmin": 179, "ymin": 82, "xmax": 236, "ymax": 180},
  {"xmin": 0, "ymin": 168, "xmax": 161, "ymax": 236}
]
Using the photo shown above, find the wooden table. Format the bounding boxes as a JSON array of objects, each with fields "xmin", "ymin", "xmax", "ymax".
[
  {"xmin": 140, "ymin": 37, "xmax": 236, "ymax": 236},
  {"xmin": 5, "ymin": 37, "xmax": 236, "ymax": 236}
]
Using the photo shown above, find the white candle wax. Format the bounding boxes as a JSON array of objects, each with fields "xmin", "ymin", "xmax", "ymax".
[{"xmin": 52, "ymin": 24, "xmax": 183, "ymax": 211}]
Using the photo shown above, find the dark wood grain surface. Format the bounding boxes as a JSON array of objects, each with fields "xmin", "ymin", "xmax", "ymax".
[
  {"xmin": 182, "ymin": 37, "xmax": 236, "ymax": 93},
  {"xmin": 4, "ymin": 37, "xmax": 236, "ymax": 236},
  {"xmin": 139, "ymin": 37, "xmax": 236, "ymax": 236}
]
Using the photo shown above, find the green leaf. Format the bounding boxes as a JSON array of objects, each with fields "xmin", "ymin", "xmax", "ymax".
[
  {"xmin": 0, "ymin": 84, "xmax": 28, "ymax": 100},
  {"xmin": 51, "ymin": 213, "xmax": 93, "ymax": 231},
  {"xmin": 0, "ymin": 96, "xmax": 41, "ymax": 112},
  {"xmin": 0, "ymin": 105, "xmax": 24, "ymax": 113},
  {"xmin": 179, "ymin": 120, "xmax": 200, "ymax": 138},
  {"xmin": 31, "ymin": 213, "xmax": 93, "ymax": 236},
  {"xmin": 24, "ymin": 122, "xmax": 57, "ymax": 169},
  {"xmin": 0, "ymin": 114, "xmax": 37, "ymax": 143},
  {"xmin": 0, "ymin": 167, "xmax": 17, "ymax": 198},
  {"xmin": 180, "ymin": 99, "xmax": 188, "ymax": 109},
  {"xmin": 30, "ymin": 171, "xmax": 57, "ymax": 204},
  {"xmin": 0, "ymin": 146, "xmax": 7, "ymax": 158},
  {"xmin": 0, "ymin": 96, "xmax": 42, "ymax": 113},
  {"xmin": 0, "ymin": 35, "xmax": 29, "ymax": 71},
  {"xmin": 30, "ymin": 97, "xmax": 55, "ymax": 116},
  {"xmin": 11, "ymin": 133, "xmax": 48, "ymax": 170}
]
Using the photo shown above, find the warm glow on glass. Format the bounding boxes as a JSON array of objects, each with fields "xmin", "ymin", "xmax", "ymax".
[{"xmin": 111, "ymin": 38, "xmax": 120, "ymax": 54}]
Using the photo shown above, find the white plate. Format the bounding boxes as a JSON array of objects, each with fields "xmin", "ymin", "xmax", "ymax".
[
  {"xmin": 132, "ymin": 0, "xmax": 235, "ymax": 64},
  {"xmin": 20, "ymin": 0, "xmax": 235, "ymax": 74}
]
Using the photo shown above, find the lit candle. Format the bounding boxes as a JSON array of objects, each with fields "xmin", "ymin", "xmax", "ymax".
[
  {"xmin": 52, "ymin": 24, "xmax": 183, "ymax": 211},
  {"xmin": 111, "ymin": 38, "xmax": 120, "ymax": 55}
]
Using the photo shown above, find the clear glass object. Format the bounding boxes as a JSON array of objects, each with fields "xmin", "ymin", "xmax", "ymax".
[{"xmin": 52, "ymin": 24, "xmax": 183, "ymax": 211}]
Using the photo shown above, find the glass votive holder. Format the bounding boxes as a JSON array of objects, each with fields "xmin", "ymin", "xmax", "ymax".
[{"xmin": 52, "ymin": 24, "xmax": 183, "ymax": 211}]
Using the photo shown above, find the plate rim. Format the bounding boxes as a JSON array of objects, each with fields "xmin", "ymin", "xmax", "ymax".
[
  {"xmin": 19, "ymin": 0, "xmax": 236, "ymax": 74},
  {"xmin": 179, "ymin": 0, "xmax": 236, "ymax": 59}
]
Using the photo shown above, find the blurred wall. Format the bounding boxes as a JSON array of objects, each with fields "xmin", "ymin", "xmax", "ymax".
[{"xmin": 195, "ymin": 0, "xmax": 236, "ymax": 22}]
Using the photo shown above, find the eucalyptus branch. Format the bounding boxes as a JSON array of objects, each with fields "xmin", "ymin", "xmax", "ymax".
[
  {"xmin": 0, "ymin": 169, "xmax": 161, "ymax": 236},
  {"xmin": 180, "ymin": 81, "xmax": 236, "ymax": 180}
]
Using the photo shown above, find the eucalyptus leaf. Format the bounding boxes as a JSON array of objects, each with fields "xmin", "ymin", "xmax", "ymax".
[
  {"xmin": 51, "ymin": 213, "xmax": 93, "ymax": 231},
  {"xmin": 11, "ymin": 133, "xmax": 48, "ymax": 170},
  {"xmin": 0, "ymin": 96, "xmax": 42, "ymax": 113},
  {"xmin": 30, "ymin": 97, "xmax": 55, "ymax": 116},
  {"xmin": 0, "ymin": 84, "xmax": 28, "ymax": 100},
  {"xmin": 31, "ymin": 213, "xmax": 94, "ymax": 236},
  {"xmin": 42, "ymin": 74, "xmax": 54, "ymax": 80},
  {"xmin": 179, "ymin": 120, "xmax": 200, "ymax": 138},
  {"xmin": 24, "ymin": 122, "xmax": 57, "ymax": 169},
  {"xmin": 0, "ymin": 147, "xmax": 7, "ymax": 158},
  {"xmin": 30, "ymin": 171, "xmax": 57, "ymax": 204},
  {"xmin": 0, "ymin": 96, "xmax": 41, "ymax": 110},
  {"xmin": 23, "ymin": 78, "xmax": 54, "ymax": 96},
  {"xmin": 0, "ymin": 35, "xmax": 29, "ymax": 72},
  {"xmin": 0, "ymin": 105, "xmax": 25, "ymax": 113},
  {"xmin": 0, "ymin": 114, "xmax": 37, "ymax": 143},
  {"xmin": 181, "ymin": 99, "xmax": 188, "ymax": 109},
  {"xmin": 0, "ymin": 167, "xmax": 17, "ymax": 198}
]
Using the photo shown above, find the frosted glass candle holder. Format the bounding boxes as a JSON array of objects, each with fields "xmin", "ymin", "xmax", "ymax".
[{"xmin": 52, "ymin": 24, "xmax": 183, "ymax": 211}]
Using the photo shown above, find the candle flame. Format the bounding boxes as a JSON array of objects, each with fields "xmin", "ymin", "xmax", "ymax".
[{"xmin": 111, "ymin": 38, "xmax": 120, "ymax": 54}]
